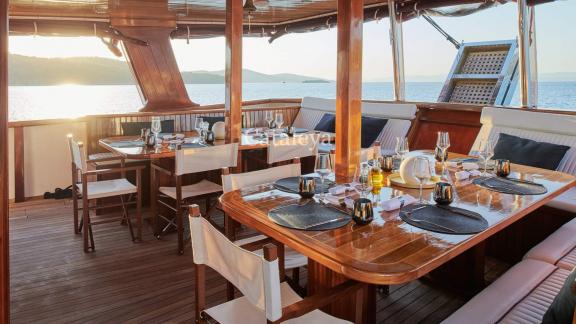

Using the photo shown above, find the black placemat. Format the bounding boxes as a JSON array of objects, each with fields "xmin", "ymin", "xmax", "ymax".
[
  {"xmin": 273, "ymin": 177, "xmax": 334, "ymax": 194},
  {"xmin": 399, "ymin": 204, "xmax": 488, "ymax": 235},
  {"xmin": 473, "ymin": 177, "xmax": 547, "ymax": 195},
  {"xmin": 109, "ymin": 140, "xmax": 144, "ymax": 148},
  {"xmin": 268, "ymin": 201, "xmax": 351, "ymax": 231}
]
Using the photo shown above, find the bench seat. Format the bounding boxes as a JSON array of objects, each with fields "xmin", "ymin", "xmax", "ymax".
[
  {"xmin": 523, "ymin": 218, "xmax": 576, "ymax": 270},
  {"xmin": 546, "ymin": 187, "xmax": 576, "ymax": 213},
  {"xmin": 443, "ymin": 259, "xmax": 559, "ymax": 324}
]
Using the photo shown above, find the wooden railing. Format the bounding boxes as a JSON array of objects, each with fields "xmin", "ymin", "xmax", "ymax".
[{"xmin": 8, "ymin": 98, "xmax": 301, "ymax": 202}]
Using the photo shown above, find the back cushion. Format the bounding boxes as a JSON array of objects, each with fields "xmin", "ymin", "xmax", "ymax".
[
  {"xmin": 493, "ymin": 133, "xmax": 571, "ymax": 170},
  {"xmin": 314, "ymin": 114, "xmax": 336, "ymax": 133},
  {"xmin": 361, "ymin": 116, "xmax": 388, "ymax": 148},
  {"xmin": 122, "ymin": 120, "xmax": 175, "ymax": 136}
]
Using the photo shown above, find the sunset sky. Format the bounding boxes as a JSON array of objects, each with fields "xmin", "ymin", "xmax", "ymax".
[{"xmin": 8, "ymin": 1, "xmax": 575, "ymax": 81}]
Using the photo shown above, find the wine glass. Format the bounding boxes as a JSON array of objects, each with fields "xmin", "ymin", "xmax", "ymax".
[
  {"xmin": 265, "ymin": 111, "xmax": 274, "ymax": 129},
  {"xmin": 151, "ymin": 117, "xmax": 162, "ymax": 146},
  {"xmin": 315, "ymin": 153, "xmax": 333, "ymax": 201},
  {"xmin": 358, "ymin": 164, "xmax": 373, "ymax": 198},
  {"xmin": 395, "ymin": 137, "xmax": 409, "ymax": 163},
  {"xmin": 275, "ymin": 113, "xmax": 284, "ymax": 131},
  {"xmin": 436, "ymin": 132, "xmax": 451, "ymax": 177},
  {"xmin": 200, "ymin": 121, "xmax": 210, "ymax": 143},
  {"xmin": 413, "ymin": 156, "xmax": 432, "ymax": 204},
  {"xmin": 194, "ymin": 117, "xmax": 204, "ymax": 135},
  {"xmin": 478, "ymin": 140, "xmax": 495, "ymax": 177}
]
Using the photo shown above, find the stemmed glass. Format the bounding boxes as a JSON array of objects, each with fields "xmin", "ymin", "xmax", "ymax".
[
  {"xmin": 194, "ymin": 117, "xmax": 204, "ymax": 135},
  {"xmin": 275, "ymin": 113, "xmax": 284, "ymax": 131},
  {"xmin": 413, "ymin": 156, "xmax": 432, "ymax": 204},
  {"xmin": 478, "ymin": 140, "xmax": 495, "ymax": 177},
  {"xmin": 151, "ymin": 117, "xmax": 162, "ymax": 147},
  {"xmin": 200, "ymin": 121, "xmax": 210, "ymax": 144},
  {"xmin": 436, "ymin": 132, "xmax": 451, "ymax": 178},
  {"xmin": 265, "ymin": 111, "xmax": 274, "ymax": 129},
  {"xmin": 315, "ymin": 153, "xmax": 333, "ymax": 202},
  {"xmin": 358, "ymin": 164, "xmax": 373, "ymax": 198},
  {"xmin": 395, "ymin": 137, "xmax": 409, "ymax": 164}
]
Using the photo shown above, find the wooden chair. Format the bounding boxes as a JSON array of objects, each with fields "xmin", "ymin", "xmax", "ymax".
[
  {"xmin": 188, "ymin": 205, "xmax": 364, "ymax": 324},
  {"xmin": 68, "ymin": 135, "xmax": 143, "ymax": 252},
  {"xmin": 151, "ymin": 143, "xmax": 238, "ymax": 254},
  {"xmin": 267, "ymin": 133, "xmax": 319, "ymax": 166},
  {"xmin": 221, "ymin": 161, "xmax": 307, "ymax": 297}
]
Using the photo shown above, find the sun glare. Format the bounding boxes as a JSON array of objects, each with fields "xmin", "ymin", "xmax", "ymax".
[{"xmin": 9, "ymin": 36, "xmax": 121, "ymax": 60}]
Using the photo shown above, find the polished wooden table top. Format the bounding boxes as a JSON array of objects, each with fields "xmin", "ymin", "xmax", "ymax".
[
  {"xmin": 220, "ymin": 155, "xmax": 576, "ymax": 285},
  {"xmin": 99, "ymin": 130, "xmax": 332, "ymax": 159}
]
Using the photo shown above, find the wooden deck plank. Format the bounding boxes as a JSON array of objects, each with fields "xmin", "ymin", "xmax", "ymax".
[{"xmin": 8, "ymin": 199, "xmax": 504, "ymax": 323}]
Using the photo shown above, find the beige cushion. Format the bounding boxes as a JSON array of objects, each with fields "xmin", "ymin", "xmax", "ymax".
[
  {"xmin": 159, "ymin": 180, "xmax": 222, "ymax": 200},
  {"xmin": 79, "ymin": 178, "xmax": 137, "ymax": 200},
  {"xmin": 546, "ymin": 187, "xmax": 576, "ymax": 212},
  {"xmin": 204, "ymin": 282, "xmax": 350, "ymax": 324},
  {"xmin": 524, "ymin": 218, "xmax": 576, "ymax": 265},
  {"xmin": 558, "ymin": 247, "xmax": 576, "ymax": 271},
  {"xmin": 499, "ymin": 268, "xmax": 571, "ymax": 323},
  {"xmin": 235, "ymin": 235, "xmax": 308, "ymax": 270},
  {"xmin": 442, "ymin": 259, "xmax": 556, "ymax": 324}
]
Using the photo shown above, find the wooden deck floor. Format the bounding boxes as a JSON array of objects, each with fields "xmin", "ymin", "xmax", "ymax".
[{"xmin": 9, "ymin": 199, "xmax": 509, "ymax": 323}]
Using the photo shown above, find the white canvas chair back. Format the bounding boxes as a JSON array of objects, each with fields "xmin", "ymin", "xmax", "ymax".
[
  {"xmin": 222, "ymin": 163, "xmax": 301, "ymax": 193},
  {"xmin": 293, "ymin": 97, "xmax": 416, "ymax": 153},
  {"xmin": 189, "ymin": 216, "xmax": 283, "ymax": 321},
  {"xmin": 67, "ymin": 136, "xmax": 87, "ymax": 172},
  {"xmin": 471, "ymin": 107, "xmax": 576, "ymax": 175},
  {"xmin": 175, "ymin": 143, "xmax": 238, "ymax": 176},
  {"xmin": 267, "ymin": 134, "xmax": 319, "ymax": 165}
]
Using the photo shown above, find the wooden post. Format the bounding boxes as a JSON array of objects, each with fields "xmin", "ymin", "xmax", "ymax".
[
  {"xmin": 335, "ymin": 0, "xmax": 363, "ymax": 182},
  {"xmin": 224, "ymin": 0, "xmax": 243, "ymax": 144},
  {"xmin": 14, "ymin": 127, "xmax": 25, "ymax": 202},
  {"xmin": 0, "ymin": 0, "xmax": 10, "ymax": 320}
]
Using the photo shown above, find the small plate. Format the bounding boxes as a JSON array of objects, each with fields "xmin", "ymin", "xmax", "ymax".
[{"xmin": 388, "ymin": 173, "xmax": 440, "ymax": 189}]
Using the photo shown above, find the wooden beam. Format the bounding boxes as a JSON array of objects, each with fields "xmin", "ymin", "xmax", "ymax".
[
  {"xmin": 224, "ymin": 0, "xmax": 243, "ymax": 144},
  {"xmin": 0, "ymin": 0, "xmax": 9, "ymax": 320},
  {"xmin": 335, "ymin": 0, "xmax": 363, "ymax": 182},
  {"xmin": 14, "ymin": 127, "xmax": 25, "ymax": 203}
]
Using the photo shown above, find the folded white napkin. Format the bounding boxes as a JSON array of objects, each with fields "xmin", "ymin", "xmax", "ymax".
[
  {"xmin": 469, "ymin": 170, "xmax": 482, "ymax": 177},
  {"xmin": 455, "ymin": 170, "xmax": 470, "ymax": 181},
  {"xmin": 344, "ymin": 197, "xmax": 355, "ymax": 209},
  {"xmin": 446, "ymin": 161, "xmax": 460, "ymax": 168},
  {"xmin": 324, "ymin": 194, "xmax": 343, "ymax": 206},
  {"xmin": 381, "ymin": 195, "xmax": 417, "ymax": 211},
  {"xmin": 462, "ymin": 162, "xmax": 479, "ymax": 171}
]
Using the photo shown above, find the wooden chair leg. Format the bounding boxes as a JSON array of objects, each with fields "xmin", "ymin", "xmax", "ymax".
[
  {"xmin": 176, "ymin": 200, "xmax": 184, "ymax": 255},
  {"xmin": 150, "ymin": 164, "xmax": 158, "ymax": 238},
  {"xmin": 82, "ymin": 195, "xmax": 90, "ymax": 252},
  {"xmin": 120, "ymin": 195, "xmax": 135, "ymax": 242},
  {"xmin": 226, "ymin": 282, "xmax": 235, "ymax": 301},
  {"xmin": 72, "ymin": 188, "xmax": 79, "ymax": 234},
  {"xmin": 136, "ymin": 187, "xmax": 142, "ymax": 242},
  {"xmin": 88, "ymin": 220, "xmax": 95, "ymax": 251}
]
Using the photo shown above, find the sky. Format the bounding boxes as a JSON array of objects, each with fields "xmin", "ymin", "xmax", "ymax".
[{"xmin": 8, "ymin": 1, "xmax": 576, "ymax": 82}]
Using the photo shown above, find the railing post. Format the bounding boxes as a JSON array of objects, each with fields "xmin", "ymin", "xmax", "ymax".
[
  {"xmin": 335, "ymin": 0, "xmax": 363, "ymax": 182},
  {"xmin": 0, "ymin": 0, "xmax": 10, "ymax": 320},
  {"xmin": 517, "ymin": 0, "xmax": 538, "ymax": 108},
  {"xmin": 225, "ymin": 0, "xmax": 243, "ymax": 145},
  {"xmin": 388, "ymin": 0, "xmax": 405, "ymax": 101}
]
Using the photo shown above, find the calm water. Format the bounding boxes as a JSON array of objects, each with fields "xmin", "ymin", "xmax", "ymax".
[{"xmin": 8, "ymin": 82, "xmax": 576, "ymax": 121}]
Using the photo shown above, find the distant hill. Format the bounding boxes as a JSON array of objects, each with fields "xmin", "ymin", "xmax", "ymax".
[{"xmin": 8, "ymin": 54, "xmax": 328, "ymax": 85}]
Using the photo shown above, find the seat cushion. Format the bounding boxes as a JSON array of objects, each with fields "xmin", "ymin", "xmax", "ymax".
[
  {"xmin": 493, "ymin": 133, "xmax": 571, "ymax": 171},
  {"xmin": 542, "ymin": 268, "xmax": 576, "ymax": 324},
  {"xmin": 558, "ymin": 247, "xmax": 576, "ymax": 271},
  {"xmin": 545, "ymin": 187, "xmax": 576, "ymax": 212},
  {"xmin": 159, "ymin": 180, "xmax": 222, "ymax": 200},
  {"xmin": 314, "ymin": 114, "xmax": 336, "ymax": 133},
  {"xmin": 524, "ymin": 218, "xmax": 576, "ymax": 266},
  {"xmin": 442, "ymin": 259, "xmax": 557, "ymax": 324},
  {"xmin": 500, "ymin": 268, "xmax": 571, "ymax": 324},
  {"xmin": 235, "ymin": 235, "xmax": 308, "ymax": 269},
  {"xmin": 79, "ymin": 179, "xmax": 137, "ymax": 200},
  {"xmin": 204, "ymin": 282, "xmax": 350, "ymax": 324}
]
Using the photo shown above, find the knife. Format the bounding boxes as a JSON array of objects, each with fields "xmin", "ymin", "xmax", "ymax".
[
  {"xmin": 305, "ymin": 216, "xmax": 350, "ymax": 230},
  {"xmin": 436, "ymin": 205, "xmax": 478, "ymax": 219}
]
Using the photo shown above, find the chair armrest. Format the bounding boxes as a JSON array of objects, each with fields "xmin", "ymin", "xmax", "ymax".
[
  {"xmin": 276, "ymin": 280, "xmax": 365, "ymax": 323},
  {"xmin": 238, "ymin": 237, "xmax": 275, "ymax": 252},
  {"xmin": 151, "ymin": 163, "xmax": 173, "ymax": 176},
  {"xmin": 83, "ymin": 165, "xmax": 145, "ymax": 176}
]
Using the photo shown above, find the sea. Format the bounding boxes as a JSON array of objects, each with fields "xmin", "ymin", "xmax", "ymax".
[{"xmin": 8, "ymin": 81, "xmax": 576, "ymax": 121}]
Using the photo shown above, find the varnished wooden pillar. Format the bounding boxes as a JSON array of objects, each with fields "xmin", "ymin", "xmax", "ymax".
[
  {"xmin": 0, "ymin": 0, "xmax": 10, "ymax": 321},
  {"xmin": 335, "ymin": 0, "xmax": 363, "ymax": 182},
  {"xmin": 224, "ymin": 0, "xmax": 243, "ymax": 145}
]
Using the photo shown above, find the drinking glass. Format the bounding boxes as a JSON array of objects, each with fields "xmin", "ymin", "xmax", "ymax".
[
  {"xmin": 478, "ymin": 140, "xmax": 495, "ymax": 177},
  {"xmin": 200, "ymin": 121, "xmax": 210, "ymax": 143},
  {"xmin": 275, "ymin": 113, "xmax": 284, "ymax": 131},
  {"xmin": 413, "ymin": 156, "xmax": 432, "ymax": 204},
  {"xmin": 315, "ymin": 153, "xmax": 333, "ymax": 201},
  {"xmin": 395, "ymin": 137, "xmax": 409, "ymax": 163},
  {"xmin": 194, "ymin": 117, "xmax": 204, "ymax": 135},
  {"xmin": 151, "ymin": 117, "xmax": 162, "ymax": 146},
  {"xmin": 436, "ymin": 131, "xmax": 451, "ymax": 177},
  {"xmin": 265, "ymin": 111, "xmax": 274, "ymax": 129},
  {"xmin": 358, "ymin": 164, "xmax": 373, "ymax": 198}
]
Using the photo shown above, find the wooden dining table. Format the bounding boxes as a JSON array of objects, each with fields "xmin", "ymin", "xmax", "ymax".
[{"xmin": 219, "ymin": 154, "xmax": 576, "ymax": 323}]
